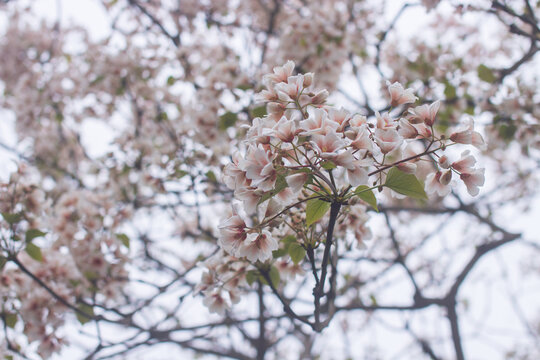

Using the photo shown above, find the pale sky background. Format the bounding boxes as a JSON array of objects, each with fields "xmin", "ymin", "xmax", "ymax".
[{"xmin": 0, "ymin": 1, "xmax": 539, "ymax": 359}]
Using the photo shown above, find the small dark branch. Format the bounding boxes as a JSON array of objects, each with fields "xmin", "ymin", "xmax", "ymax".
[
  {"xmin": 405, "ymin": 322, "xmax": 441, "ymax": 360},
  {"xmin": 306, "ymin": 246, "xmax": 320, "ymax": 286},
  {"xmin": 383, "ymin": 212, "xmax": 422, "ymax": 298},
  {"xmin": 337, "ymin": 295, "xmax": 445, "ymax": 312},
  {"xmin": 10, "ymin": 256, "xmax": 99, "ymax": 323},
  {"xmin": 258, "ymin": 268, "xmax": 313, "ymax": 328},
  {"xmin": 347, "ymin": 52, "xmax": 375, "ymax": 116},
  {"xmin": 447, "ymin": 232, "xmax": 520, "ymax": 299},
  {"xmin": 447, "ymin": 301, "xmax": 465, "ymax": 360},
  {"xmin": 374, "ymin": 3, "xmax": 415, "ymax": 77},
  {"xmin": 313, "ymin": 202, "xmax": 341, "ymax": 331},
  {"xmin": 497, "ymin": 40, "xmax": 538, "ymax": 82},
  {"xmin": 491, "ymin": 1, "xmax": 540, "ymax": 31},
  {"xmin": 260, "ymin": 0, "xmax": 280, "ymax": 64},
  {"xmin": 256, "ymin": 281, "xmax": 267, "ymax": 360},
  {"xmin": 127, "ymin": 0, "xmax": 180, "ymax": 46}
]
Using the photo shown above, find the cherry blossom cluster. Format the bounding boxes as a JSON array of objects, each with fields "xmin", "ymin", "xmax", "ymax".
[
  {"xmin": 200, "ymin": 61, "xmax": 486, "ymax": 313},
  {"xmin": 0, "ymin": 166, "xmax": 130, "ymax": 358}
]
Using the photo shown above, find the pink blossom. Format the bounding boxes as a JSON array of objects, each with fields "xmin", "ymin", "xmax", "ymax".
[
  {"xmin": 328, "ymin": 107, "xmax": 351, "ymax": 130},
  {"xmin": 222, "ymin": 153, "xmax": 247, "ymax": 190},
  {"xmin": 203, "ymin": 290, "xmax": 229, "ymax": 315},
  {"xmin": 451, "ymin": 150, "xmax": 476, "ymax": 172},
  {"xmin": 218, "ymin": 215, "xmax": 247, "ymax": 255},
  {"xmin": 376, "ymin": 111, "xmax": 396, "ymax": 129},
  {"xmin": 263, "ymin": 60, "xmax": 295, "ymax": 84},
  {"xmin": 449, "ymin": 118, "xmax": 486, "ymax": 150},
  {"xmin": 269, "ymin": 115, "xmax": 298, "ymax": 142},
  {"xmin": 398, "ymin": 119, "xmax": 419, "ymax": 139},
  {"xmin": 241, "ymin": 145, "xmax": 277, "ymax": 192},
  {"xmin": 237, "ymin": 230, "xmax": 278, "ymax": 263},
  {"xmin": 460, "ymin": 168, "xmax": 485, "ymax": 196},
  {"xmin": 374, "ymin": 128, "xmax": 403, "ymax": 154},
  {"xmin": 347, "ymin": 165, "xmax": 368, "ymax": 186},
  {"xmin": 350, "ymin": 125, "xmax": 373, "ymax": 152},
  {"xmin": 408, "ymin": 100, "xmax": 440, "ymax": 126},
  {"xmin": 286, "ymin": 173, "xmax": 309, "ymax": 193},
  {"xmin": 310, "ymin": 89, "xmax": 329, "ymax": 104},
  {"xmin": 275, "ymin": 75, "xmax": 304, "ymax": 102},
  {"xmin": 235, "ymin": 187, "xmax": 261, "ymax": 214},
  {"xmin": 388, "ymin": 82, "xmax": 418, "ymax": 107},
  {"xmin": 425, "ymin": 170, "xmax": 452, "ymax": 196},
  {"xmin": 299, "ymin": 108, "xmax": 337, "ymax": 135}
]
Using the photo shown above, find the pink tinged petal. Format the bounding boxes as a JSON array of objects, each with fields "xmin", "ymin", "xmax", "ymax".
[
  {"xmin": 218, "ymin": 215, "xmax": 247, "ymax": 255},
  {"xmin": 272, "ymin": 116, "xmax": 296, "ymax": 142},
  {"xmin": 374, "ymin": 128, "xmax": 403, "ymax": 154},
  {"xmin": 328, "ymin": 107, "xmax": 350, "ymax": 126},
  {"xmin": 331, "ymin": 150, "xmax": 356, "ymax": 170},
  {"xmin": 238, "ymin": 231, "xmax": 278, "ymax": 263},
  {"xmin": 452, "ymin": 150, "xmax": 476, "ymax": 172},
  {"xmin": 350, "ymin": 126, "xmax": 373, "ymax": 151},
  {"xmin": 376, "ymin": 111, "xmax": 395, "ymax": 129},
  {"xmin": 303, "ymin": 72, "xmax": 314, "ymax": 87},
  {"xmin": 350, "ymin": 114, "xmax": 367, "ymax": 127},
  {"xmin": 311, "ymin": 89, "xmax": 329, "ymax": 104},
  {"xmin": 439, "ymin": 155, "xmax": 451, "ymax": 169},
  {"xmin": 286, "ymin": 173, "xmax": 309, "ymax": 193},
  {"xmin": 396, "ymin": 162, "xmax": 417, "ymax": 174},
  {"xmin": 347, "ymin": 166, "xmax": 368, "ymax": 186},
  {"xmin": 388, "ymin": 82, "xmax": 418, "ymax": 107},
  {"xmin": 398, "ymin": 119, "xmax": 418, "ymax": 139},
  {"xmin": 471, "ymin": 132, "xmax": 487, "ymax": 150},
  {"xmin": 460, "ymin": 168, "xmax": 485, "ymax": 196},
  {"xmin": 235, "ymin": 188, "xmax": 261, "ymax": 214},
  {"xmin": 228, "ymin": 290, "xmax": 241, "ymax": 304},
  {"xmin": 440, "ymin": 169, "xmax": 452, "ymax": 185},
  {"xmin": 274, "ymin": 187, "xmax": 294, "ymax": 205},
  {"xmin": 415, "ymin": 123, "xmax": 432, "ymax": 138},
  {"xmin": 203, "ymin": 290, "xmax": 229, "ymax": 315},
  {"xmin": 425, "ymin": 171, "xmax": 451, "ymax": 197},
  {"xmin": 265, "ymin": 60, "xmax": 295, "ymax": 84},
  {"xmin": 428, "ymin": 100, "xmax": 441, "ymax": 126}
]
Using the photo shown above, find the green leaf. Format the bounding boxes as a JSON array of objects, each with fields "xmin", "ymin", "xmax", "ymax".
[
  {"xmin": 205, "ymin": 170, "xmax": 217, "ymax": 182},
  {"xmin": 250, "ymin": 105, "xmax": 267, "ymax": 118},
  {"xmin": 0, "ymin": 256, "xmax": 7, "ymax": 271},
  {"xmin": 4, "ymin": 313, "xmax": 17, "ymax": 328},
  {"xmin": 288, "ymin": 243, "xmax": 306, "ymax": 264},
  {"xmin": 305, "ymin": 198, "xmax": 330, "ymax": 227},
  {"xmin": 166, "ymin": 76, "xmax": 176, "ymax": 86},
  {"xmin": 236, "ymin": 83, "xmax": 252, "ymax": 91},
  {"xmin": 245, "ymin": 270, "xmax": 259, "ymax": 286},
  {"xmin": 369, "ymin": 294, "xmax": 378, "ymax": 306},
  {"xmin": 272, "ymin": 247, "xmax": 287, "ymax": 259},
  {"xmin": 282, "ymin": 235, "xmax": 296, "ymax": 245},
  {"xmin": 384, "ymin": 167, "xmax": 427, "ymax": 200},
  {"xmin": 218, "ymin": 111, "xmax": 238, "ymax": 131},
  {"xmin": 477, "ymin": 64, "xmax": 496, "ymax": 83},
  {"xmin": 444, "ymin": 83, "xmax": 456, "ymax": 99},
  {"xmin": 1, "ymin": 212, "xmax": 21, "ymax": 225},
  {"xmin": 25, "ymin": 229, "xmax": 47, "ymax": 243},
  {"xmin": 76, "ymin": 304, "xmax": 94, "ymax": 324},
  {"xmin": 25, "ymin": 243, "xmax": 43, "ymax": 262},
  {"xmin": 115, "ymin": 233, "xmax": 130, "ymax": 249},
  {"xmin": 321, "ymin": 161, "xmax": 337, "ymax": 170},
  {"xmin": 354, "ymin": 186, "xmax": 378, "ymax": 211},
  {"xmin": 268, "ymin": 266, "xmax": 280, "ymax": 287}
]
